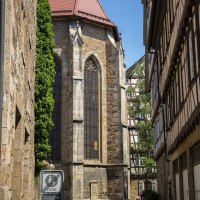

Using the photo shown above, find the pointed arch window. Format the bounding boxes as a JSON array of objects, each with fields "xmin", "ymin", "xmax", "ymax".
[
  {"xmin": 84, "ymin": 58, "xmax": 99, "ymax": 160},
  {"xmin": 50, "ymin": 56, "xmax": 62, "ymax": 162}
]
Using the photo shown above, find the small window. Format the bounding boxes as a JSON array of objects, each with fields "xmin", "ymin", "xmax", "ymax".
[
  {"xmin": 178, "ymin": 63, "xmax": 184, "ymax": 104},
  {"xmin": 24, "ymin": 128, "xmax": 29, "ymax": 145},
  {"xmin": 180, "ymin": 153, "xmax": 187, "ymax": 170},
  {"xmin": 173, "ymin": 159, "xmax": 179, "ymax": 174},
  {"xmin": 15, "ymin": 105, "xmax": 21, "ymax": 129},
  {"xmin": 192, "ymin": 142, "xmax": 200, "ymax": 166}
]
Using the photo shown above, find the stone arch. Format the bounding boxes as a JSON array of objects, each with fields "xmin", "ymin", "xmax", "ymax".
[{"xmin": 83, "ymin": 53, "xmax": 103, "ymax": 73}]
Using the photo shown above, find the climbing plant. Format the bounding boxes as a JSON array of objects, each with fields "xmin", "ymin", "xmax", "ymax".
[
  {"xmin": 128, "ymin": 59, "xmax": 155, "ymax": 173},
  {"xmin": 35, "ymin": 0, "xmax": 55, "ymax": 175}
]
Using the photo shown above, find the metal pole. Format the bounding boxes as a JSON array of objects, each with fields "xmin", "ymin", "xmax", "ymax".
[{"xmin": 0, "ymin": 0, "xmax": 5, "ymax": 159}]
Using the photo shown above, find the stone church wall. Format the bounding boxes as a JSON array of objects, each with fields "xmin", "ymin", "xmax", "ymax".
[
  {"xmin": 52, "ymin": 19, "xmax": 73, "ymax": 199},
  {"xmin": 83, "ymin": 167, "xmax": 108, "ymax": 199},
  {"xmin": 0, "ymin": 0, "xmax": 36, "ymax": 199},
  {"xmin": 106, "ymin": 39, "xmax": 122, "ymax": 164},
  {"xmin": 52, "ymin": 17, "xmax": 129, "ymax": 199}
]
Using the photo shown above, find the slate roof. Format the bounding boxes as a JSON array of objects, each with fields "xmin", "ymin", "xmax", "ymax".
[{"xmin": 48, "ymin": 0, "xmax": 114, "ymax": 27}]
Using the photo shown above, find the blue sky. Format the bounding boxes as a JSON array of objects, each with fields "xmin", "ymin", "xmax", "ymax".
[{"xmin": 100, "ymin": 0, "xmax": 144, "ymax": 68}]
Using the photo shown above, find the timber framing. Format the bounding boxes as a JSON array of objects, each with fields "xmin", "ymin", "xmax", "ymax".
[
  {"xmin": 161, "ymin": 0, "xmax": 194, "ymax": 100},
  {"xmin": 144, "ymin": 0, "xmax": 200, "ymax": 199},
  {"xmin": 168, "ymin": 102, "xmax": 200, "ymax": 154}
]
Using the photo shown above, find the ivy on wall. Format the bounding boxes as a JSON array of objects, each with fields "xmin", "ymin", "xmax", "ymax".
[{"xmin": 35, "ymin": 0, "xmax": 55, "ymax": 175}]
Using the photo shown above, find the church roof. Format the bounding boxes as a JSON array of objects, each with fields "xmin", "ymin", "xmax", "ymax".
[{"xmin": 49, "ymin": 0, "xmax": 115, "ymax": 27}]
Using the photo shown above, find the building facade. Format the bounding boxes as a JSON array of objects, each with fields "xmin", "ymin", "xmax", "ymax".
[
  {"xmin": 126, "ymin": 56, "xmax": 156, "ymax": 200},
  {"xmin": 48, "ymin": 0, "xmax": 130, "ymax": 199},
  {"xmin": 0, "ymin": 0, "xmax": 36, "ymax": 199},
  {"xmin": 143, "ymin": 0, "xmax": 200, "ymax": 199}
]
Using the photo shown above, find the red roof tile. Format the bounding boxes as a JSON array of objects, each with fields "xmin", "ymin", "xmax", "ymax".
[{"xmin": 48, "ymin": 0, "xmax": 114, "ymax": 26}]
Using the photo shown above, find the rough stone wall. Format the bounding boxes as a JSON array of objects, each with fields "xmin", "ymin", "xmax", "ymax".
[
  {"xmin": 82, "ymin": 23, "xmax": 108, "ymax": 164},
  {"xmin": 130, "ymin": 180, "xmax": 139, "ymax": 200},
  {"xmin": 53, "ymin": 19, "xmax": 73, "ymax": 164},
  {"xmin": 52, "ymin": 18, "xmax": 129, "ymax": 200},
  {"xmin": 52, "ymin": 19, "xmax": 73, "ymax": 199},
  {"xmin": 0, "ymin": 0, "xmax": 36, "ymax": 199},
  {"xmin": 106, "ymin": 39, "xmax": 122, "ymax": 164},
  {"xmin": 83, "ymin": 167, "xmax": 108, "ymax": 199},
  {"xmin": 156, "ymin": 153, "xmax": 169, "ymax": 200},
  {"xmin": 107, "ymin": 166, "xmax": 124, "ymax": 199}
]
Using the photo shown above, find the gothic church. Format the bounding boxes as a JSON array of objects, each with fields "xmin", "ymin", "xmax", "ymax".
[{"xmin": 49, "ymin": 0, "xmax": 129, "ymax": 199}]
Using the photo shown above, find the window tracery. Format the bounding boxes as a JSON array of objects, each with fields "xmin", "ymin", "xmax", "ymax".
[{"xmin": 84, "ymin": 58, "xmax": 99, "ymax": 160}]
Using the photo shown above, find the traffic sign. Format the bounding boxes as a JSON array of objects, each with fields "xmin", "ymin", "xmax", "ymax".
[{"xmin": 40, "ymin": 170, "xmax": 64, "ymax": 199}]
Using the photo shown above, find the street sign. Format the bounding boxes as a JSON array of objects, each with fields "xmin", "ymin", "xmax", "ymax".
[{"xmin": 40, "ymin": 170, "xmax": 64, "ymax": 200}]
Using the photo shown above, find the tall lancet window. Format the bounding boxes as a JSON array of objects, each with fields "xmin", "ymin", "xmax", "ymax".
[
  {"xmin": 84, "ymin": 58, "xmax": 99, "ymax": 160},
  {"xmin": 50, "ymin": 56, "xmax": 62, "ymax": 162}
]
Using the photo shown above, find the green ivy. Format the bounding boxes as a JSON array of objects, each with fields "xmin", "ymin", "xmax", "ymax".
[{"xmin": 35, "ymin": 0, "xmax": 55, "ymax": 175}]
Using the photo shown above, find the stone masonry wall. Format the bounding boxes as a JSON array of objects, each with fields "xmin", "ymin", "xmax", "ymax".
[
  {"xmin": 0, "ymin": 0, "xmax": 36, "ymax": 199},
  {"xmin": 53, "ymin": 19, "xmax": 73, "ymax": 165},
  {"xmin": 82, "ymin": 23, "xmax": 108, "ymax": 164},
  {"xmin": 156, "ymin": 152, "xmax": 169, "ymax": 200},
  {"xmin": 130, "ymin": 180, "xmax": 140, "ymax": 200},
  {"xmin": 83, "ymin": 167, "xmax": 108, "ymax": 199},
  {"xmin": 106, "ymin": 39, "xmax": 123, "ymax": 164},
  {"xmin": 53, "ymin": 19, "xmax": 73, "ymax": 199},
  {"xmin": 107, "ymin": 166, "xmax": 124, "ymax": 200},
  {"xmin": 52, "ymin": 18, "xmax": 128, "ymax": 200}
]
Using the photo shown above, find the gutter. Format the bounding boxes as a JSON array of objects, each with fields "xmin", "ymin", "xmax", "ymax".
[{"xmin": 0, "ymin": 0, "xmax": 5, "ymax": 158}]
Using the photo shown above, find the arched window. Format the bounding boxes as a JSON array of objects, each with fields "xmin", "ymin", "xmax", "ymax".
[
  {"xmin": 84, "ymin": 58, "xmax": 99, "ymax": 160},
  {"xmin": 50, "ymin": 56, "xmax": 62, "ymax": 162}
]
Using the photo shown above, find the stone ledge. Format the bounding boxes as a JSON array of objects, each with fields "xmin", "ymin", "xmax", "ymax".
[{"xmin": 73, "ymin": 76, "xmax": 83, "ymax": 80}]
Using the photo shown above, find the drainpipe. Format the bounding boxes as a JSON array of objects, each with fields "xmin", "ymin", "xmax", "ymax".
[{"xmin": 0, "ymin": 0, "xmax": 5, "ymax": 158}]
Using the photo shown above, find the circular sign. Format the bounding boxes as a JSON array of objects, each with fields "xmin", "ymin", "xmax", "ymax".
[{"xmin": 45, "ymin": 175, "xmax": 58, "ymax": 187}]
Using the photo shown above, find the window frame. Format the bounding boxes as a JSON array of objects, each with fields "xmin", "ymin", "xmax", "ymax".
[{"xmin": 84, "ymin": 57, "xmax": 101, "ymax": 160}]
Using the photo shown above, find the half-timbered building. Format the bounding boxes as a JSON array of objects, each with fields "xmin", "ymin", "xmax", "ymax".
[
  {"xmin": 126, "ymin": 56, "xmax": 156, "ymax": 200},
  {"xmin": 143, "ymin": 0, "xmax": 200, "ymax": 199}
]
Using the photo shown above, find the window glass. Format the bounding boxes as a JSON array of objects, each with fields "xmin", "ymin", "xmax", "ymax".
[
  {"xmin": 188, "ymin": 31, "xmax": 195, "ymax": 81},
  {"xmin": 50, "ymin": 57, "xmax": 62, "ymax": 161},
  {"xmin": 84, "ymin": 58, "xmax": 99, "ymax": 160}
]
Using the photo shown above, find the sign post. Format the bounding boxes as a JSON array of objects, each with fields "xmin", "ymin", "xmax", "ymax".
[{"xmin": 40, "ymin": 170, "xmax": 64, "ymax": 200}]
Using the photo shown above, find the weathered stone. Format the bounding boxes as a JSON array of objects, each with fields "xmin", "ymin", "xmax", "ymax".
[
  {"xmin": 0, "ymin": 0, "xmax": 36, "ymax": 199},
  {"xmin": 50, "ymin": 1, "xmax": 129, "ymax": 199}
]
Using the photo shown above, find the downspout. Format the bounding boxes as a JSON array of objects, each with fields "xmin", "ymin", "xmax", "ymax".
[{"xmin": 0, "ymin": 0, "xmax": 5, "ymax": 159}]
